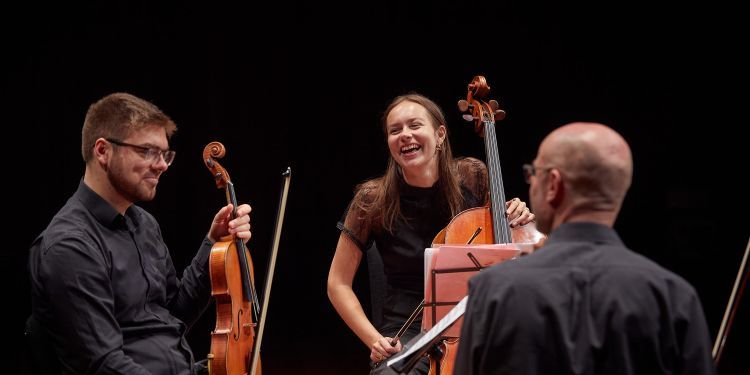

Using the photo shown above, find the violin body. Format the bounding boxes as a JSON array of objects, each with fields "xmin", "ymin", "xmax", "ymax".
[
  {"xmin": 207, "ymin": 237, "xmax": 260, "ymax": 375},
  {"xmin": 203, "ymin": 141, "xmax": 265, "ymax": 375}
]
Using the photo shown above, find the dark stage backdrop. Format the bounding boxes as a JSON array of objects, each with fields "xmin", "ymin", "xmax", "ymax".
[{"xmin": 4, "ymin": 1, "xmax": 746, "ymax": 374}]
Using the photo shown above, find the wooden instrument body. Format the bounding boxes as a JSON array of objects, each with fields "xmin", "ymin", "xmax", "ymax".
[
  {"xmin": 207, "ymin": 238, "xmax": 261, "ymax": 375},
  {"xmin": 203, "ymin": 141, "xmax": 265, "ymax": 375},
  {"xmin": 427, "ymin": 338, "xmax": 459, "ymax": 375},
  {"xmin": 433, "ymin": 206, "xmax": 544, "ymax": 246}
]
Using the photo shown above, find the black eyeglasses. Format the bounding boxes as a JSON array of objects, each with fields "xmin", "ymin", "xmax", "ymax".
[
  {"xmin": 106, "ymin": 138, "xmax": 176, "ymax": 166},
  {"xmin": 522, "ymin": 163, "xmax": 554, "ymax": 184}
]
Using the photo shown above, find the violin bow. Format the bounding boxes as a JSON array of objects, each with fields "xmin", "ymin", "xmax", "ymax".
[
  {"xmin": 712, "ymin": 235, "xmax": 750, "ymax": 364},
  {"xmin": 249, "ymin": 167, "xmax": 292, "ymax": 375}
]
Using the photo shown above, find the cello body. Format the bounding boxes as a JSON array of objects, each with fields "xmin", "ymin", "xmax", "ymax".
[
  {"xmin": 427, "ymin": 338, "xmax": 459, "ymax": 375},
  {"xmin": 433, "ymin": 207, "xmax": 544, "ymax": 246}
]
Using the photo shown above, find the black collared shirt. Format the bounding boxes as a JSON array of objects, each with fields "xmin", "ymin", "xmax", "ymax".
[
  {"xmin": 455, "ymin": 222, "xmax": 716, "ymax": 375},
  {"xmin": 29, "ymin": 180, "xmax": 213, "ymax": 374}
]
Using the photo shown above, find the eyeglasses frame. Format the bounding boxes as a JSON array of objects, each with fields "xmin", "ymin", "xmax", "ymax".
[{"xmin": 105, "ymin": 138, "xmax": 176, "ymax": 166}]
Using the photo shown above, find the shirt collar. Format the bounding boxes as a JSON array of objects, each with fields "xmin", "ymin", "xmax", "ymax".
[
  {"xmin": 74, "ymin": 179, "xmax": 141, "ymax": 229},
  {"xmin": 398, "ymin": 171, "xmax": 439, "ymax": 199},
  {"xmin": 545, "ymin": 222, "xmax": 624, "ymax": 247}
]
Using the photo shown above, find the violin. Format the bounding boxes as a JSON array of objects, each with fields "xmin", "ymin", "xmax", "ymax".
[
  {"xmin": 427, "ymin": 76, "xmax": 544, "ymax": 375},
  {"xmin": 203, "ymin": 142, "xmax": 292, "ymax": 375},
  {"xmin": 203, "ymin": 142, "xmax": 260, "ymax": 375}
]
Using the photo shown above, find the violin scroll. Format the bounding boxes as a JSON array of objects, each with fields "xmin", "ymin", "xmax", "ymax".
[{"xmin": 203, "ymin": 141, "xmax": 231, "ymax": 189}]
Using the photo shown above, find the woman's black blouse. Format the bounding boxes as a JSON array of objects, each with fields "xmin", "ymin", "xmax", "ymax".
[{"xmin": 337, "ymin": 158, "xmax": 488, "ymax": 336}]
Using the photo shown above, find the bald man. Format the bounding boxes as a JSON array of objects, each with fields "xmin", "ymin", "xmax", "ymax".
[{"xmin": 454, "ymin": 123, "xmax": 715, "ymax": 374}]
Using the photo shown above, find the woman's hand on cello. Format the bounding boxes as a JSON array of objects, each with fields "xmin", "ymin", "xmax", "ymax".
[
  {"xmin": 506, "ymin": 198, "xmax": 535, "ymax": 227},
  {"xmin": 207, "ymin": 203, "xmax": 253, "ymax": 243},
  {"xmin": 370, "ymin": 336, "xmax": 402, "ymax": 362}
]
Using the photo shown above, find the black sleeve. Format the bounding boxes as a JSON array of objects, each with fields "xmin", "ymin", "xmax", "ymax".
[
  {"xmin": 675, "ymin": 287, "xmax": 717, "ymax": 375},
  {"xmin": 32, "ymin": 236, "xmax": 152, "ymax": 374},
  {"xmin": 167, "ymin": 237, "xmax": 213, "ymax": 327}
]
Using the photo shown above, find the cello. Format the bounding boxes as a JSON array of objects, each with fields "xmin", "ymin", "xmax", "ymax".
[
  {"xmin": 203, "ymin": 141, "xmax": 291, "ymax": 375},
  {"xmin": 426, "ymin": 76, "xmax": 544, "ymax": 375}
]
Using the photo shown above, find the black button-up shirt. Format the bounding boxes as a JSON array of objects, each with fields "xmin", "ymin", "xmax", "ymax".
[
  {"xmin": 455, "ymin": 222, "xmax": 716, "ymax": 375},
  {"xmin": 29, "ymin": 180, "xmax": 213, "ymax": 374}
]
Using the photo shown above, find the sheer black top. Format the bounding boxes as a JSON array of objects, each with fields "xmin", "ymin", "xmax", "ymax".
[{"xmin": 337, "ymin": 157, "xmax": 488, "ymax": 336}]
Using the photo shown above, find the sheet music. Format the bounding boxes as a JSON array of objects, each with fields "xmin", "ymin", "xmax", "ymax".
[{"xmin": 386, "ymin": 296, "xmax": 468, "ymax": 368}]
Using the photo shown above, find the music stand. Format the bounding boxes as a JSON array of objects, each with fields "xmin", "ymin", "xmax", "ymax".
[{"xmin": 423, "ymin": 244, "xmax": 521, "ymax": 336}]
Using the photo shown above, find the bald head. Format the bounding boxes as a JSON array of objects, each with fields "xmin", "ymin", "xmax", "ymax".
[{"xmin": 533, "ymin": 122, "xmax": 632, "ymax": 229}]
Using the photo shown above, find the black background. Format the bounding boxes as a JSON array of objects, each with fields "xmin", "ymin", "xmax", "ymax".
[{"xmin": 3, "ymin": 1, "xmax": 747, "ymax": 374}]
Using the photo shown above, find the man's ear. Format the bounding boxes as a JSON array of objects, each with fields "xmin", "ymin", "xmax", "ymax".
[
  {"xmin": 546, "ymin": 168, "xmax": 564, "ymax": 208},
  {"xmin": 93, "ymin": 138, "xmax": 111, "ymax": 166}
]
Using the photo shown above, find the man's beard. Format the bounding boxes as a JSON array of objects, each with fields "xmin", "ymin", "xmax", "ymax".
[{"xmin": 108, "ymin": 160, "xmax": 157, "ymax": 203}]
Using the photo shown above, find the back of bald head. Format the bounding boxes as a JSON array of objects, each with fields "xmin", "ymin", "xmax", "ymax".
[{"xmin": 539, "ymin": 122, "xmax": 633, "ymax": 209}]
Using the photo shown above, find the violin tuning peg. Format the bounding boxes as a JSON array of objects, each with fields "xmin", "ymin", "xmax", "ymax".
[
  {"xmin": 462, "ymin": 114, "xmax": 475, "ymax": 122},
  {"xmin": 457, "ymin": 100, "xmax": 470, "ymax": 112}
]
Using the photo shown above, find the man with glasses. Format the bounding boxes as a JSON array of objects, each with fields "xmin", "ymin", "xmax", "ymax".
[
  {"xmin": 455, "ymin": 123, "xmax": 715, "ymax": 374},
  {"xmin": 28, "ymin": 93, "xmax": 252, "ymax": 374}
]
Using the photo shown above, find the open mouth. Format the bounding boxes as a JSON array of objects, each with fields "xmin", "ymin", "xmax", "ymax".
[{"xmin": 400, "ymin": 144, "xmax": 421, "ymax": 155}]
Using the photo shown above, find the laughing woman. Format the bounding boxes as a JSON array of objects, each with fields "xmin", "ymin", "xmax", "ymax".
[{"xmin": 327, "ymin": 93, "xmax": 535, "ymax": 374}]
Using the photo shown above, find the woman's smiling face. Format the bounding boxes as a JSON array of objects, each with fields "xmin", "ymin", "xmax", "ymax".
[{"xmin": 385, "ymin": 100, "xmax": 446, "ymax": 178}]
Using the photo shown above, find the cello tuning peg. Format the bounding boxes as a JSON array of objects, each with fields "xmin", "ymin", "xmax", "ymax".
[
  {"xmin": 462, "ymin": 114, "xmax": 475, "ymax": 122},
  {"xmin": 457, "ymin": 100, "xmax": 471, "ymax": 112}
]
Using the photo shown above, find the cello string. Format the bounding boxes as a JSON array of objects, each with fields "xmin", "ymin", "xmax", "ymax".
[{"xmin": 482, "ymin": 109, "xmax": 510, "ymax": 243}]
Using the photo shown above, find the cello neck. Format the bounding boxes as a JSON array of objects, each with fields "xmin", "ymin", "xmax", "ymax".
[
  {"xmin": 458, "ymin": 75, "xmax": 512, "ymax": 244},
  {"xmin": 481, "ymin": 118, "xmax": 511, "ymax": 244}
]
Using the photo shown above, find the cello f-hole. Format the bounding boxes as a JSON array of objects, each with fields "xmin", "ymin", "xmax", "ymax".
[{"xmin": 467, "ymin": 227, "xmax": 482, "ymax": 244}]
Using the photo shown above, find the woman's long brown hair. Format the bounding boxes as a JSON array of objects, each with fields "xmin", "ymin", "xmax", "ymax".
[{"xmin": 353, "ymin": 93, "xmax": 464, "ymax": 233}]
